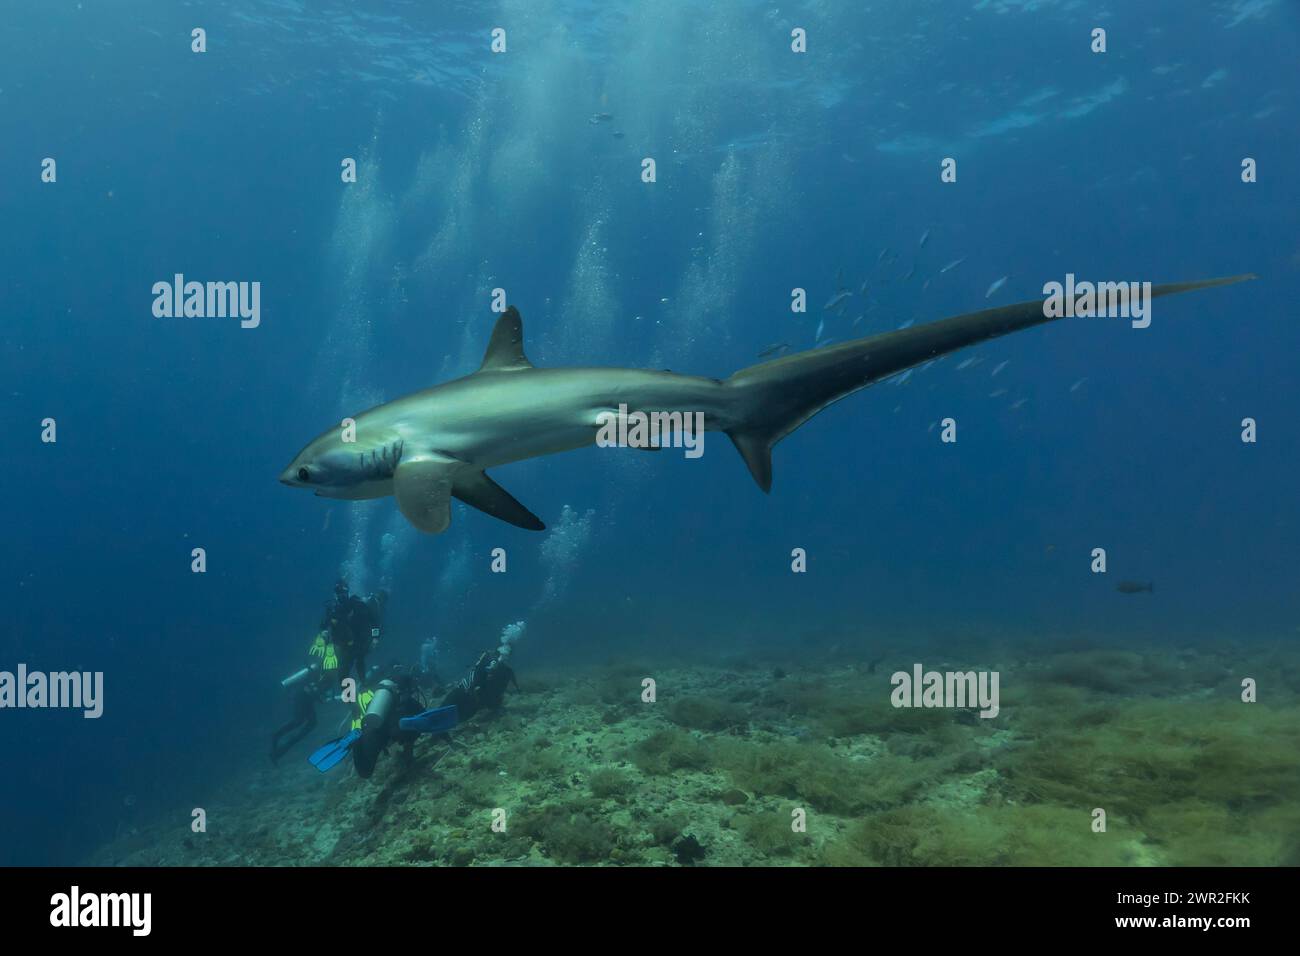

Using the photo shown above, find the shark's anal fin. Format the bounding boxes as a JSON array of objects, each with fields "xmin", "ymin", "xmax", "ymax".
[
  {"xmin": 478, "ymin": 306, "xmax": 534, "ymax": 372},
  {"xmin": 453, "ymin": 471, "xmax": 546, "ymax": 531},
  {"xmin": 393, "ymin": 456, "xmax": 456, "ymax": 534}
]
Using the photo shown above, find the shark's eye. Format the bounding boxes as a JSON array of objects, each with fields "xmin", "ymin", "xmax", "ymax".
[{"xmin": 298, "ymin": 467, "xmax": 311, "ymax": 482}]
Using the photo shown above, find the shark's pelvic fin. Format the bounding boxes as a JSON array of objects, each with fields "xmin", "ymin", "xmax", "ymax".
[
  {"xmin": 393, "ymin": 456, "xmax": 455, "ymax": 534},
  {"xmin": 452, "ymin": 471, "xmax": 546, "ymax": 531},
  {"xmin": 478, "ymin": 306, "xmax": 534, "ymax": 372}
]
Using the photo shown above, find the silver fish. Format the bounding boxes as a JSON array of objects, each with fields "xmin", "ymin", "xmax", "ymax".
[
  {"xmin": 919, "ymin": 228, "xmax": 931, "ymax": 248},
  {"xmin": 991, "ymin": 360, "xmax": 1009, "ymax": 377},
  {"xmin": 939, "ymin": 257, "xmax": 967, "ymax": 273},
  {"xmin": 985, "ymin": 276, "xmax": 1008, "ymax": 298},
  {"xmin": 823, "ymin": 291, "xmax": 852, "ymax": 311},
  {"xmin": 1069, "ymin": 377, "xmax": 1088, "ymax": 392}
]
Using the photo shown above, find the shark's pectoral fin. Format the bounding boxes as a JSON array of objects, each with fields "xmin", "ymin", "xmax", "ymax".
[
  {"xmin": 452, "ymin": 471, "xmax": 546, "ymax": 531},
  {"xmin": 393, "ymin": 457, "xmax": 456, "ymax": 534}
]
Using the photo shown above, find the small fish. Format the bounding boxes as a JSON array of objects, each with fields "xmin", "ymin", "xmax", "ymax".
[
  {"xmin": 989, "ymin": 388, "xmax": 1008, "ymax": 398},
  {"xmin": 816, "ymin": 337, "xmax": 836, "ymax": 349},
  {"xmin": 900, "ymin": 264, "xmax": 916, "ymax": 281},
  {"xmin": 875, "ymin": 247, "xmax": 890, "ymax": 264},
  {"xmin": 590, "ymin": 112, "xmax": 614, "ymax": 123},
  {"xmin": 1116, "ymin": 581, "xmax": 1154, "ymax": 594},
  {"xmin": 896, "ymin": 318, "xmax": 914, "ymax": 330},
  {"xmin": 919, "ymin": 228, "xmax": 931, "ymax": 248},
  {"xmin": 859, "ymin": 279, "xmax": 869, "ymax": 296},
  {"xmin": 1009, "ymin": 397, "xmax": 1027, "ymax": 410},
  {"xmin": 985, "ymin": 275, "xmax": 1008, "ymax": 298},
  {"xmin": 991, "ymin": 360, "xmax": 1009, "ymax": 377},
  {"xmin": 1069, "ymin": 377, "xmax": 1088, "ymax": 393},
  {"xmin": 939, "ymin": 257, "xmax": 966, "ymax": 274},
  {"xmin": 850, "ymin": 313, "xmax": 863, "ymax": 328},
  {"xmin": 612, "ymin": 130, "xmax": 625, "ymax": 139},
  {"xmin": 928, "ymin": 421, "xmax": 938, "ymax": 433},
  {"xmin": 892, "ymin": 369, "xmax": 913, "ymax": 385},
  {"xmin": 956, "ymin": 356, "xmax": 980, "ymax": 370},
  {"xmin": 814, "ymin": 318, "xmax": 825, "ymax": 341},
  {"xmin": 921, "ymin": 278, "xmax": 931, "ymax": 292},
  {"xmin": 758, "ymin": 342, "xmax": 789, "ymax": 358},
  {"xmin": 823, "ymin": 291, "xmax": 852, "ymax": 311}
]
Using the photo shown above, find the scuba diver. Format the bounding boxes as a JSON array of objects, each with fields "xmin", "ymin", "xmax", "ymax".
[
  {"xmin": 440, "ymin": 649, "xmax": 519, "ymax": 722},
  {"xmin": 270, "ymin": 662, "xmax": 330, "ymax": 764},
  {"xmin": 309, "ymin": 580, "xmax": 387, "ymax": 688},
  {"xmin": 308, "ymin": 664, "xmax": 459, "ymax": 779},
  {"xmin": 307, "ymin": 628, "xmax": 524, "ymax": 778}
]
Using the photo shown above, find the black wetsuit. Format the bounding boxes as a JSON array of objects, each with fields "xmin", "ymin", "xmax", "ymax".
[
  {"xmin": 322, "ymin": 594, "xmax": 382, "ymax": 686},
  {"xmin": 441, "ymin": 654, "xmax": 518, "ymax": 722},
  {"xmin": 271, "ymin": 675, "xmax": 323, "ymax": 763},
  {"xmin": 353, "ymin": 673, "xmax": 423, "ymax": 779}
]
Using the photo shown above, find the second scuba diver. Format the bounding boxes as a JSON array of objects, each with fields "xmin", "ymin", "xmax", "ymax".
[
  {"xmin": 309, "ymin": 580, "xmax": 387, "ymax": 689},
  {"xmin": 309, "ymin": 664, "xmax": 459, "ymax": 778},
  {"xmin": 308, "ymin": 644, "xmax": 521, "ymax": 778}
]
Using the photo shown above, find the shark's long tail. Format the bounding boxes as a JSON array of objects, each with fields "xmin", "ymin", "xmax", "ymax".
[{"xmin": 722, "ymin": 274, "xmax": 1255, "ymax": 491}]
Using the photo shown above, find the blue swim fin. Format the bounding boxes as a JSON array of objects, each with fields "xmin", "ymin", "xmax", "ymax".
[
  {"xmin": 308, "ymin": 728, "xmax": 362, "ymax": 772},
  {"xmin": 399, "ymin": 704, "xmax": 459, "ymax": 735}
]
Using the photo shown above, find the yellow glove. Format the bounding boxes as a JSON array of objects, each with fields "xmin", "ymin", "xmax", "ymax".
[
  {"xmin": 351, "ymin": 691, "xmax": 374, "ymax": 731},
  {"xmin": 309, "ymin": 633, "xmax": 326, "ymax": 657},
  {"xmin": 324, "ymin": 644, "xmax": 338, "ymax": 670}
]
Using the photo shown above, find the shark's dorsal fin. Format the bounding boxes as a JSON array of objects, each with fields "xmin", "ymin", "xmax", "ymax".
[{"xmin": 478, "ymin": 306, "xmax": 533, "ymax": 372}]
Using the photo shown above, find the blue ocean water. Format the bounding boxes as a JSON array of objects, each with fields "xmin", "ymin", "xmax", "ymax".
[{"xmin": 1, "ymin": 0, "xmax": 1297, "ymax": 866}]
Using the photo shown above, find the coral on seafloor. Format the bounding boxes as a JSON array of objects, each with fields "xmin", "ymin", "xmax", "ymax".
[{"xmin": 89, "ymin": 641, "xmax": 1300, "ymax": 866}]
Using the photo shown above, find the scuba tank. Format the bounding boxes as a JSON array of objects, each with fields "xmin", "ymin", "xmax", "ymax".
[
  {"xmin": 361, "ymin": 679, "xmax": 398, "ymax": 735},
  {"xmin": 281, "ymin": 663, "xmax": 318, "ymax": 689}
]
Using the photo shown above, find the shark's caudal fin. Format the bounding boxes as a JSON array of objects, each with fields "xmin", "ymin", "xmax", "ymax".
[{"xmin": 723, "ymin": 274, "xmax": 1255, "ymax": 492}]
